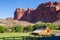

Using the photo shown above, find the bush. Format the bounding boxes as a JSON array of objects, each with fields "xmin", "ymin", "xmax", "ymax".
[
  {"xmin": 46, "ymin": 24, "xmax": 59, "ymax": 30},
  {"xmin": 10, "ymin": 26, "xmax": 23, "ymax": 32},
  {"xmin": 24, "ymin": 25, "xmax": 33, "ymax": 32},
  {"xmin": 57, "ymin": 25, "xmax": 60, "ymax": 30},
  {"xmin": 15, "ymin": 26, "xmax": 23, "ymax": 32},
  {"xmin": 0, "ymin": 26, "xmax": 7, "ymax": 33},
  {"xmin": 33, "ymin": 23, "xmax": 46, "ymax": 30},
  {"xmin": 33, "ymin": 23, "xmax": 59, "ymax": 30},
  {"xmin": 10, "ymin": 26, "xmax": 16, "ymax": 32}
]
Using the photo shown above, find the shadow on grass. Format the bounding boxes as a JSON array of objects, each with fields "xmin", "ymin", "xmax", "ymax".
[{"xmin": 0, "ymin": 36, "xmax": 60, "ymax": 40}]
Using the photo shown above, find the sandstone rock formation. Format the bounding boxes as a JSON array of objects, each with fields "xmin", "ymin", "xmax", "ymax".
[
  {"xmin": 6, "ymin": 17, "xmax": 13, "ymax": 20},
  {"xmin": 14, "ymin": 2, "xmax": 60, "ymax": 23},
  {"xmin": 14, "ymin": 8, "xmax": 34, "ymax": 21},
  {"xmin": 14, "ymin": 8, "xmax": 26, "ymax": 20}
]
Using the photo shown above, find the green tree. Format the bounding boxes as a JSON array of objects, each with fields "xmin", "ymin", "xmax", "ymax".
[
  {"xmin": 24, "ymin": 25, "xmax": 33, "ymax": 32},
  {"xmin": 0, "ymin": 26, "xmax": 7, "ymax": 33},
  {"xmin": 10, "ymin": 26, "xmax": 23, "ymax": 32},
  {"xmin": 47, "ymin": 24, "xmax": 59, "ymax": 30},
  {"xmin": 15, "ymin": 26, "xmax": 23, "ymax": 32},
  {"xmin": 33, "ymin": 23, "xmax": 46, "ymax": 30}
]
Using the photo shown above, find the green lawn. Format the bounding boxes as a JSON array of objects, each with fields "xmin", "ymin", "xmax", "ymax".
[
  {"xmin": 0, "ymin": 32, "xmax": 33, "ymax": 38},
  {"xmin": 0, "ymin": 30, "xmax": 60, "ymax": 38},
  {"xmin": 0, "ymin": 30, "xmax": 59, "ymax": 40},
  {"xmin": 0, "ymin": 32, "xmax": 41, "ymax": 40}
]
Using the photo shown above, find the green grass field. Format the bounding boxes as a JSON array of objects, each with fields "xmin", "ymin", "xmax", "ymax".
[
  {"xmin": 0, "ymin": 30, "xmax": 60, "ymax": 40},
  {"xmin": 0, "ymin": 30, "xmax": 60, "ymax": 38},
  {"xmin": 0, "ymin": 32, "xmax": 40, "ymax": 40},
  {"xmin": 0, "ymin": 32, "xmax": 33, "ymax": 38}
]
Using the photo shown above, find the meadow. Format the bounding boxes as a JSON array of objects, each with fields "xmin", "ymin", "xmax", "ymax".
[
  {"xmin": 0, "ymin": 30, "xmax": 60, "ymax": 40},
  {"xmin": 0, "ymin": 32, "xmax": 41, "ymax": 40},
  {"xmin": 0, "ymin": 30, "xmax": 59, "ymax": 38},
  {"xmin": 0, "ymin": 32, "xmax": 32, "ymax": 38}
]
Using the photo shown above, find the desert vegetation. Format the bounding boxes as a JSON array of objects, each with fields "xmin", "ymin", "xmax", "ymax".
[
  {"xmin": 0, "ymin": 22, "xmax": 60, "ymax": 40},
  {"xmin": 0, "ymin": 22, "xmax": 60, "ymax": 33}
]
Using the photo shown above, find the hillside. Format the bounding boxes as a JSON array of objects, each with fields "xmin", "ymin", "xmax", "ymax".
[
  {"xmin": 53, "ymin": 20, "xmax": 60, "ymax": 25},
  {"xmin": 0, "ymin": 19, "xmax": 60, "ymax": 28},
  {"xmin": 0, "ymin": 19, "xmax": 34, "ymax": 27}
]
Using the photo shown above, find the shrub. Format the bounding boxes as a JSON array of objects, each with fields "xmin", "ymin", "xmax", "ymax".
[
  {"xmin": 0, "ymin": 26, "xmax": 7, "ymax": 33},
  {"xmin": 57, "ymin": 25, "xmax": 60, "ymax": 30},
  {"xmin": 33, "ymin": 23, "xmax": 59, "ymax": 30},
  {"xmin": 15, "ymin": 26, "xmax": 23, "ymax": 32},
  {"xmin": 24, "ymin": 25, "xmax": 33, "ymax": 32},
  {"xmin": 10, "ymin": 26, "xmax": 23, "ymax": 32},
  {"xmin": 7, "ymin": 28, "xmax": 12, "ymax": 32},
  {"xmin": 33, "ymin": 23, "xmax": 46, "ymax": 30},
  {"xmin": 46, "ymin": 24, "xmax": 59, "ymax": 30},
  {"xmin": 10, "ymin": 26, "xmax": 16, "ymax": 32}
]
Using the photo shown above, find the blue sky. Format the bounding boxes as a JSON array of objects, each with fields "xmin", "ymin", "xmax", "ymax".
[{"xmin": 0, "ymin": 0, "xmax": 60, "ymax": 19}]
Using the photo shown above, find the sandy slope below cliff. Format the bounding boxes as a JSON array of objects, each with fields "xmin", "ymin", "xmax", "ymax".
[
  {"xmin": 0, "ymin": 19, "xmax": 60, "ymax": 27},
  {"xmin": 0, "ymin": 19, "xmax": 34, "ymax": 27},
  {"xmin": 53, "ymin": 20, "xmax": 60, "ymax": 25}
]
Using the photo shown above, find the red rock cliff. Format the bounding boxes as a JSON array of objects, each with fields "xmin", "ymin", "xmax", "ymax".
[
  {"xmin": 14, "ymin": 8, "xmax": 26, "ymax": 20},
  {"xmin": 14, "ymin": 2, "xmax": 60, "ymax": 23}
]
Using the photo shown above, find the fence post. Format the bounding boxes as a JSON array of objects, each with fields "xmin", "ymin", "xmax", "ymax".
[
  {"xmin": 14, "ymin": 37, "xmax": 15, "ymax": 40},
  {"xmin": 3, "ymin": 37, "xmax": 4, "ymax": 40}
]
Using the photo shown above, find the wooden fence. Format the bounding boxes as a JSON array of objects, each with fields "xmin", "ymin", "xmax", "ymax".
[
  {"xmin": 0, "ymin": 36, "xmax": 41, "ymax": 40},
  {"xmin": 0, "ymin": 36, "xmax": 60, "ymax": 40}
]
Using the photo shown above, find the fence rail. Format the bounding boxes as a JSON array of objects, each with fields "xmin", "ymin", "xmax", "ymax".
[
  {"xmin": 0, "ymin": 36, "xmax": 41, "ymax": 40},
  {"xmin": 0, "ymin": 36, "xmax": 60, "ymax": 40}
]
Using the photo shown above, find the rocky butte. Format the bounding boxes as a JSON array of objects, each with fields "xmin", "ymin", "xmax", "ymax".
[{"xmin": 14, "ymin": 2, "xmax": 60, "ymax": 23}]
